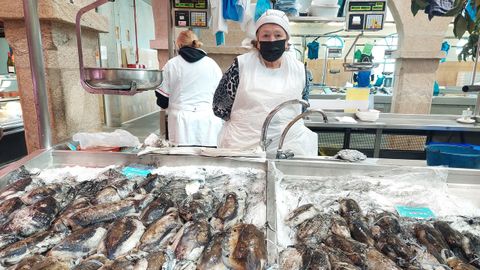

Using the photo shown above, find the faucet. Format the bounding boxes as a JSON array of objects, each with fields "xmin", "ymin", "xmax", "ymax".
[
  {"xmin": 276, "ymin": 108, "xmax": 328, "ymax": 159},
  {"xmin": 462, "ymin": 85, "xmax": 480, "ymax": 122},
  {"xmin": 260, "ymin": 99, "xmax": 310, "ymax": 152}
]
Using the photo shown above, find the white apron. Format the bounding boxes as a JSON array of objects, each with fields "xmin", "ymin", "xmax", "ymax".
[
  {"xmin": 218, "ymin": 51, "xmax": 318, "ymax": 157},
  {"xmin": 161, "ymin": 55, "xmax": 224, "ymax": 147}
]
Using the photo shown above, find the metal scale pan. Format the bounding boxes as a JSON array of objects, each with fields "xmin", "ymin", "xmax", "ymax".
[
  {"xmin": 342, "ymin": 32, "xmax": 379, "ymax": 72},
  {"xmin": 75, "ymin": 0, "xmax": 162, "ymax": 95}
]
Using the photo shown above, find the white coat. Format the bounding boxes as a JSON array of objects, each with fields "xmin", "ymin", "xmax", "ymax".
[
  {"xmin": 158, "ymin": 54, "xmax": 223, "ymax": 147},
  {"xmin": 217, "ymin": 50, "xmax": 318, "ymax": 157}
]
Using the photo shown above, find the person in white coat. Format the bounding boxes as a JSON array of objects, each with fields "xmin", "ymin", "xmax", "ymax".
[
  {"xmin": 213, "ymin": 9, "xmax": 318, "ymax": 157},
  {"xmin": 155, "ymin": 30, "xmax": 223, "ymax": 147}
]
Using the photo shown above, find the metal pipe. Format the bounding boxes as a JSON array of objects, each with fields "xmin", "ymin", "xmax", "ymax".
[
  {"xmin": 133, "ymin": 0, "xmax": 139, "ymax": 64},
  {"xmin": 260, "ymin": 99, "xmax": 310, "ymax": 151},
  {"xmin": 322, "ymin": 45, "xmax": 328, "ymax": 86},
  {"xmin": 471, "ymin": 38, "xmax": 480, "ymax": 85},
  {"xmin": 277, "ymin": 109, "xmax": 328, "ymax": 159},
  {"xmin": 168, "ymin": 0, "xmax": 174, "ymax": 58},
  {"xmin": 344, "ymin": 31, "xmax": 363, "ymax": 65},
  {"xmin": 22, "ymin": 0, "xmax": 52, "ymax": 149}
]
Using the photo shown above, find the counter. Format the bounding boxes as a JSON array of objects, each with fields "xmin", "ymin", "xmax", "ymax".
[
  {"xmin": 305, "ymin": 112, "xmax": 480, "ymax": 159},
  {"xmin": 0, "ymin": 97, "xmax": 26, "ymax": 165},
  {"xmin": 0, "ymin": 150, "xmax": 479, "ymax": 268},
  {"xmin": 309, "ymin": 94, "xmax": 478, "ymax": 115}
]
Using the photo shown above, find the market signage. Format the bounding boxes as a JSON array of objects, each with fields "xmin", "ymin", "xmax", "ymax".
[{"xmin": 346, "ymin": 0, "xmax": 387, "ymax": 31}]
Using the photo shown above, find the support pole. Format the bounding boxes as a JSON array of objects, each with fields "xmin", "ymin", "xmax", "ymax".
[{"xmin": 22, "ymin": 0, "xmax": 52, "ymax": 149}]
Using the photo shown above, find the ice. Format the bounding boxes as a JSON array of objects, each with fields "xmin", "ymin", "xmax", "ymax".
[
  {"xmin": 275, "ymin": 167, "xmax": 480, "ymax": 248},
  {"xmin": 36, "ymin": 165, "xmax": 117, "ymax": 184}
]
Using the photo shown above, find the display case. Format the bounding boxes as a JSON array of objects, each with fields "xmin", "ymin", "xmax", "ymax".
[{"xmin": 0, "ymin": 97, "xmax": 26, "ymax": 166}]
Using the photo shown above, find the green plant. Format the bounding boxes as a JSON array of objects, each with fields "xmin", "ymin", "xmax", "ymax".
[{"xmin": 411, "ymin": 0, "xmax": 480, "ymax": 61}]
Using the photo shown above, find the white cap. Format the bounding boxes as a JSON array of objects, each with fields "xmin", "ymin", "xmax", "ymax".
[{"xmin": 255, "ymin": 9, "xmax": 290, "ymax": 38}]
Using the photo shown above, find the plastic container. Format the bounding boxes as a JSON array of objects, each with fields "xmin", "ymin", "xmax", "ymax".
[
  {"xmin": 298, "ymin": 0, "xmax": 313, "ymax": 13},
  {"xmin": 309, "ymin": 4, "xmax": 339, "ymax": 17},
  {"xmin": 426, "ymin": 144, "xmax": 480, "ymax": 169},
  {"xmin": 311, "ymin": 0, "xmax": 337, "ymax": 5},
  {"xmin": 355, "ymin": 109, "xmax": 380, "ymax": 122}
]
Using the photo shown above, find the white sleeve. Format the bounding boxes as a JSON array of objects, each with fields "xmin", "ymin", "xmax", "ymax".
[{"xmin": 157, "ymin": 61, "xmax": 173, "ymax": 97}]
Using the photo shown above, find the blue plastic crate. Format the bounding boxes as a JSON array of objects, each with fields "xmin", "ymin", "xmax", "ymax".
[{"xmin": 426, "ymin": 144, "xmax": 480, "ymax": 169}]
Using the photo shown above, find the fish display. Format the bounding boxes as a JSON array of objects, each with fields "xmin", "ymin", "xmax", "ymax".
[
  {"xmin": 0, "ymin": 165, "xmax": 267, "ymax": 269},
  {"xmin": 282, "ymin": 199, "xmax": 480, "ymax": 270}
]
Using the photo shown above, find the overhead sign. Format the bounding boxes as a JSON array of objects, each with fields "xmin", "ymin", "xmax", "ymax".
[
  {"xmin": 174, "ymin": 0, "xmax": 207, "ymax": 9},
  {"xmin": 173, "ymin": 0, "xmax": 209, "ymax": 28},
  {"xmin": 346, "ymin": 0, "xmax": 387, "ymax": 31}
]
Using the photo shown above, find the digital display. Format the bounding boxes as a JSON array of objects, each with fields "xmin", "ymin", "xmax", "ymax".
[
  {"xmin": 174, "ymin": 0, "xmax": 207, "ymax": 9},
  {"xmin": 349, "ymin": 1, "xmax": 385, "ymax": 12}
]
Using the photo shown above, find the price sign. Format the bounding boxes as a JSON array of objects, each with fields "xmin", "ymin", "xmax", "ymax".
[{"xmin": 346, "ymin": 0, "xmax": 387, "ymax": 31}]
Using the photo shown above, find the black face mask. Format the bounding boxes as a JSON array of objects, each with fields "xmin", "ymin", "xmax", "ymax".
[{"xmin": 259, "ymin": 39, "xmax": 286, "ymax": 62}]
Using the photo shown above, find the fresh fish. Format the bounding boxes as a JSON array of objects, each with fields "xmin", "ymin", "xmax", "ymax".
[
  {"xmin": 414, "ymin": 223, "xmax": 450, "ymax": 264},
  {"xmin": 324, "ymin": 235, "xmax": 368, "ymax": 268},
  {"xmin": 48, "ymin": 225, "xmax": 108, "ymax": 264},
  {"xmin": 69, "ymin": 194, "xmax": 153, "ymax": 227},
  {"xmin": 445, "ymin": 256, "xmax": 478, "ymax": 270},
  {"xmin": 97, "ymin": 252, "xmax": 148, "ymax": 270},
  {"xmin": 9, "ymin": 255, "xmax": 46, "ymax": 270},
  {"xmin": 94, "ymin": 188, "xmax": 121, "ymax": 205},
  {"xmin": 434, "ymin": 221, "xmax": 475, "ymax": 261},
  {"xmin": 138, "ymin": 208, "xmax": 182, "ymax": 252},
  {"xmin": 0, "ymin": 197, "xmax": 24, "ymax": 225},
  {"xmin": 374, "ymin": 233, "xmax": 416, "ymax": 268},
  {"xmin": 222, "ymin": 223, "xmax": 267, "ymax": 270},
  {"xmin": 21, "ymin": 184, "xmax": 63, "ymax": 205},
  {"xmin": 0, "ymin": 230, "xmax": 67, "ymax": 267},
  {"xmin": 72, "ymin": 260, "xmax": 105, "ymax": 270},
  {"xmin": 279, "ymin": 246, "xmax": 303, "ymax": 270},
  {"xmin": 330, "ymin": 214, "xmax": 351, "ymax": 238},
  {"xmin": 409, "ymin": 243, "xmax": 444, "ymax": 270},
  {"xmin": 0, "ymin": 177, "xmax": 33, "ymax": 202},
  {"xmin": 347, "ymin": 217, "xmax": 375, "ymax": 246},
  {"xmin": 198, "ymin": 233, "xmax": 228, "ymax": 270},
  {"xmin": 285, "ymin": 204, "xmax": 320, "ymax": 228},
  {"xmin": 3, "ymin": 166, "xmax": 33, "ymax": 185},
  {"xmin": 137, "ymin": 174, "xmax": 171, "ymax": 195},
  {"xmin": 140, "ymin": 196, "xmax": 174, "ymax": 226},
  {"xmin": 301, "ymin": 245, "xmax": 331, "ymax": 270},
  {"xmin": 1, "ymin": 196, "xmax": 59, "ymax": 237},
  {"xmin": 366, "ymin": 248, "xmax": 401, "ymax": 270},
  {"xmin": 0, "ymin": 234, "xmax": 22, "ymax": 250},
  {"xmin": 144, "ymin": 251, "xmax": 166, "ymax": 270},
  {"xmin": 14, "ymin": 256, "xmax": 70, "ymax": 270},
  {"xmin": 100, "ymin": 217, "xmax": 145, "ymax": 260},
  {"xmin": 75, "ymin": 180, "xmax": 109, "ymax": 200},
  {"xmin": 178, "ymin": 188, "xmax": 219, "ymax": 222},
  {"xmin": 322, "ymin": 244, "xmax": 359, "ymax": 270},
  {"xmin": 172, "ymin": 260, "xmax": 196, "ymax": 270},
  {"xmin": 52, "ymin": 197, "xmax": 93, "ymax": 232},
  {"xmin": 339, "ymin": 198, "xmax": 362, "ymax": 219},
  {"xmin": 464, "ymin": 232, "xmax": 480, "ymax": 255},
  {"xmin": 171, "ymin": 219, "xmax": 210, "ymax": 261},
  {"xmin": 296, "ymin": 215, "xmax": 331, "ymax": 248},
  {"xmin": 72, "ymin": 254, "xmax": 110, "ymax": 270},
  {"xmin": 372, "ymin": 212, "xmax": 401, "ymax": 236},
  {"xmin": 211, "ymin": 190, "xmax": 247, "ymax": 232},
  {"xmin": 95, "ymin": 179, "xmax": 136, "ymax": 205},
  {"xmin": 97, "ymin": 168, "xmax": 125, "ymax": 182}
]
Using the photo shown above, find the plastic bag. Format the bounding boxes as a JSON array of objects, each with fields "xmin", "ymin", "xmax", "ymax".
[
  {"xmin": 72, "ymin": 129, "xmax": 140, "ymax": 149},
  {"xmin": 254, "ymin": 0, "xmax": 272, "ymax": 21}
]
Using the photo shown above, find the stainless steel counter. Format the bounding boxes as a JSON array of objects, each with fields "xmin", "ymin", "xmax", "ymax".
[
  {"xmin": 305, "ymin": 112, "xmax": 480, "ymax": 159},
  {"xmin": 306, "ymin": 112, "xmax": 480, "ymax": 131},
  {"xmin": 1, "ymin": 150, "xmax": 480, "ymax": 266},
  {"xmin": 309, "ymin": 94, "xmax": 478, "ymax": 115}
]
